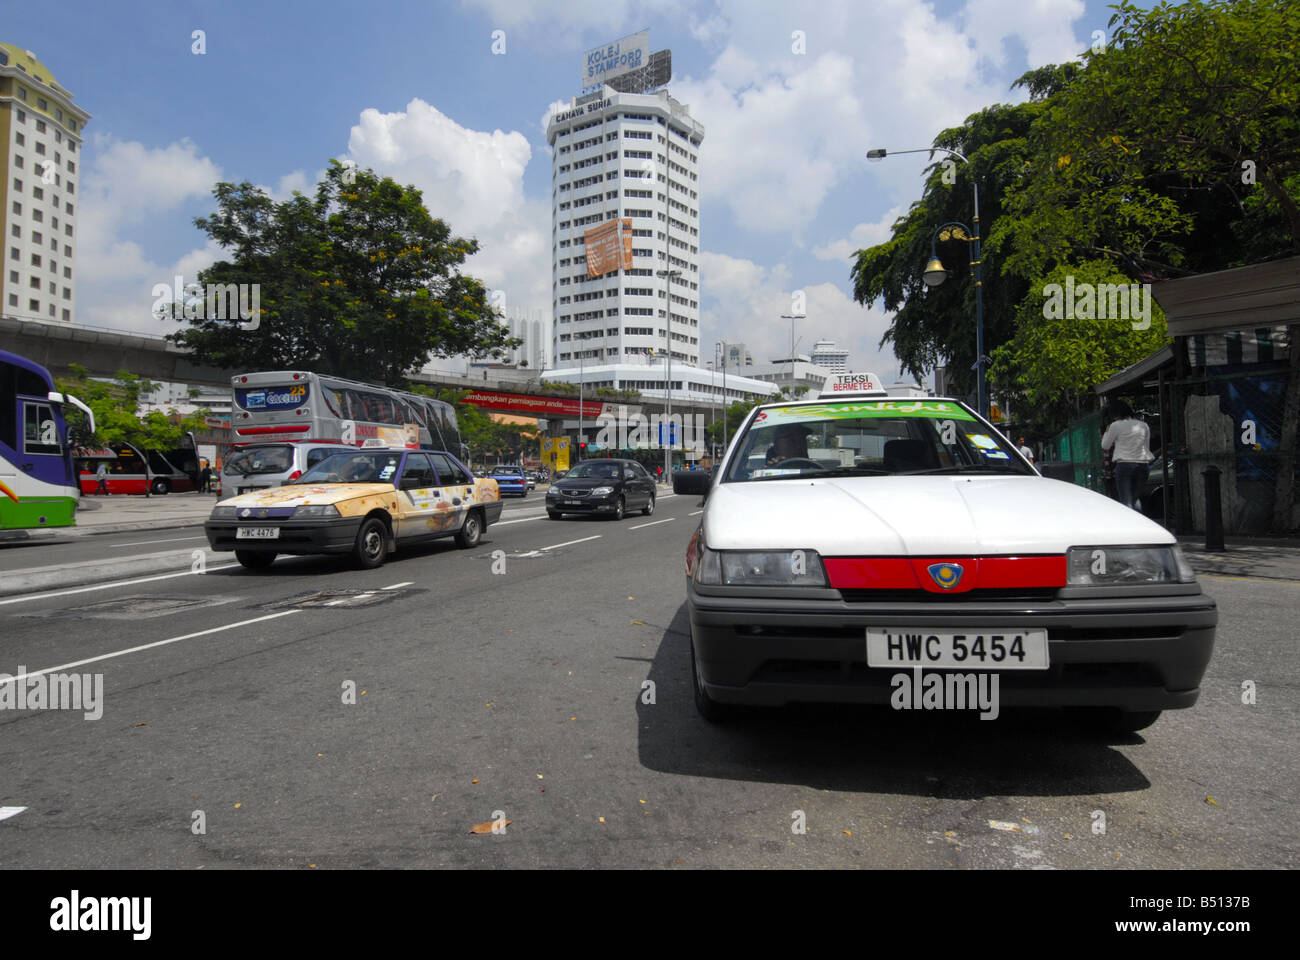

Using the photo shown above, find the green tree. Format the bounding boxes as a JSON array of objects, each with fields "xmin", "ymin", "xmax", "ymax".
[
  {"xmin": 55, "ymin": 364, "xmax": 209, "ymax": 450},
  {"xmin": 162, "ymin": 160, "xmax": 518, "ymax": 385},
  {"xmin": 988, "ymin": 260, "xmax": 1170, "ymax": 436},
  {"xmin": 851, "ymin": 100, "xmax": 1041, "ymax": 395}
]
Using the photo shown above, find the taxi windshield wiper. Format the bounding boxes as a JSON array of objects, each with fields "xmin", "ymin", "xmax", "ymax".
[
  {"xmin": 904, "ymin": 463, "xmax": 1027, "ymax": 475},
  {"xmin": 817, "ymin": 466, "xmax": 892, "ymax": 477}
]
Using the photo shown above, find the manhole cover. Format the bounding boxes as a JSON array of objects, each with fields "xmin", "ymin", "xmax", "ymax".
[
  {"xmin": 273, "ymin": 589, "xmax": 400, "ymax": 610},
  {"xmin": 32, "ymin": 596, "xmax": 236, "ymax": 620}
]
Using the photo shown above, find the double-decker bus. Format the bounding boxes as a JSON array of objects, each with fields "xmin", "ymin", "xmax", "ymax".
[
  {"xmin": 0, "ymin": 349, "xmax": 94, "ymax": 531},
  {"xmin": 230, "ymin": 371, "xmax": 465, "ymax": 459},
  {"xmin": 75, "ymin": 436, "xmax": 199, "ymax": 496}
]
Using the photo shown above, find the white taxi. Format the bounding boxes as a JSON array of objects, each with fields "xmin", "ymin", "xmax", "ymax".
[{"xmin": 680, "ymin": 374, "xmax": 1216, "ymax": 732}]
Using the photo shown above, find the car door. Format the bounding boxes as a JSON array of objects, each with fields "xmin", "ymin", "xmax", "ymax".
[
  {"xmin": 622, "ymin": 463, "xmax": 644, "ymax": 509},
  {"xmin": 428, "ymin": 452, "xmax": 474, "ymax": 534},
  {"xmin": 394, "ymin": 453, "xmax": 445, "ymax": 539}
]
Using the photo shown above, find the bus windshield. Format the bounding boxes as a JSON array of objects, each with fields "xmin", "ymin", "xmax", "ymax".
[{"xmin": 1, "ymin": 349, "xmax": 83, "ymax": 530}]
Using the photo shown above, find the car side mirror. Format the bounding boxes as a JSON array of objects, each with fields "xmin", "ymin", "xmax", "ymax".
[{"xmin": 674, "ymin": 470, "xmax": 711, "ymax": 497}]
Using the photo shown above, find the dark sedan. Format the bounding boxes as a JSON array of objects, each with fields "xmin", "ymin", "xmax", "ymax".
[{"xmin": 546, "ymin": 458, "xmax": 656, "ymax": 520}]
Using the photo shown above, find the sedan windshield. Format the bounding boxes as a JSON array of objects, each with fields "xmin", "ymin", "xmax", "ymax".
[
  {"xmin": 293, "ymin": 452, "xmax": 403, "ymax": 484},
  {"xmin": 724, "ymin": 400, "xmax": 1033, "ymax": 482},
  {"xmin": 564, "ymin": 461, "xmax": 622, "ymax": 480}
]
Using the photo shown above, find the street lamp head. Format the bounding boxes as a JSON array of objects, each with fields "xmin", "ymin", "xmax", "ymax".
[
  {"xmin": 866, "ymin": 148, "xmax": 887, "ymax": 161},
  {"xmin": 922, "ymin": 257, "xmax": 948, "ymax": 287}
]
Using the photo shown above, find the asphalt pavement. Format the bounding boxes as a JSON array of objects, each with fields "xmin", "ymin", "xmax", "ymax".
[{"xmin": 0, "ymin": 488, "xmax": 1295, "ymax": 869}]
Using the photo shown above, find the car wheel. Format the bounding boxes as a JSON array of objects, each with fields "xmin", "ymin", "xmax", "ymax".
[
  {"xmin": 547, "ymin": 510, "xmax": 562, "ymax": 519},
  {"xmin": 151, "ymin": 478, "xmax": 170, "ymax": 495},
  {"xmin": 235, "ymin": 550, "xmax": 276, "ymax": 570},
  {"xmin": 352, "ymin": 516, "xmax": 388, "ymax": 569},
  {"xmin": 642, "ymin": 494, "xmax": 655, "ymax": 516},
  {"xmin": 455, "ymin": 509, "xmax": 483, "ymax": 549},
  {"xmin": 611, "ymin": 495, "xmax": 625, "ymax": 521},
  {"xmin": 691, "ymin": 628, "xmax": 734, "ymax": 723}
]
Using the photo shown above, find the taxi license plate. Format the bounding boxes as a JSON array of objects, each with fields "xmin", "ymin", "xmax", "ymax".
[
  {"xmin": 866, "ymin": 629, "xmax": 1048, "ymax": 670},
  {"xmin": 236, "ymin": 526, "xmax": 279, "ymax": 540}
]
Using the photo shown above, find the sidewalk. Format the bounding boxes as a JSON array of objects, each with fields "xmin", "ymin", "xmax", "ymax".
[
  {"xmin": 0, "ymin": 491, "xmax": 216, "ymax": 542},
  {"xmin": 1177, "ymin": 535, "xmax": 1300, "ymax": 582}
]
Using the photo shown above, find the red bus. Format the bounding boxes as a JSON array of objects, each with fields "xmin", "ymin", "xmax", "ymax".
[{"xmin": 76, "ymin": 437, "xmax": 199, "ymax": 495}]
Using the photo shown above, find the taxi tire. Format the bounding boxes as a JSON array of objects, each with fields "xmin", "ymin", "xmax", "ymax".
[
  {"xmin": 690, "ymin": 627, "xmax": 735, "ymax": 723},
  {"xmin": 455, "ymin": 509, "xmax": 483, "ymax": 549},
  {"xmin": 352, "ymin": 517, "xmax": 388, "ymax": 569},
  {"xmin": 642, "ymin": 495, "xmax": 655, "ymax": 516},
  {"xmin": 1107, "ymin": 709, "xmax": 1162, "ymax": 733},
  {"xmin": 235, "ymin": 550, "xmax": 276, "ymax": 570}
]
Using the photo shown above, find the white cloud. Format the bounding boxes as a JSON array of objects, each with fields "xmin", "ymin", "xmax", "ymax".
[
  {"xmin": 960, "ymin": 0, "xmax": 1087, "ymax": 68},
  {"xmin": 701, "ymin": 251, "xmax": 897, "ymax": 377},
  {"xmin": 344, "ymin": 98, "xmax": 551, "ymax": 311},
  {"xmin": 75, "ymin": 137, "xmax": 224, "ymax": 334},
  {"xmin": 813, "ymin": 206, "xmax": 906, "ymax": 263}
]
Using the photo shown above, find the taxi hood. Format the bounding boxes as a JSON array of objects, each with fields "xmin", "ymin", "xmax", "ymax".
[
  {"xmin": 703, "ymin": 474, "xmax": 1173, "ymax": 555},
  {"xmin": 217, "ymin": 483, "xmax": 394, "ymax": 509}
]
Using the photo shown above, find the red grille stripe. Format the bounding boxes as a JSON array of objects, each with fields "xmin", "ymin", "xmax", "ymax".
[{"xmin": 824, "ymin": 556, "xmax": 1065, "ymax": 591}]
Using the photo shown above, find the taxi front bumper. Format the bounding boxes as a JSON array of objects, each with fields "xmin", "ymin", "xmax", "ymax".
[
  {"xmin": 205, "ymin": 517, "xmax": 365, "ymax": 555},
  {"xmin": 687, "ymin": 581, "xmax": 1217, "ymax": 711}
]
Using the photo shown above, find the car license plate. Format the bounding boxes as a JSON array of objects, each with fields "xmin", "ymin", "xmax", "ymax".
[
  {"xmin": 566, "ymin": 499, "xmax": 582, "ymax": 505},
  {"xmin": 236, "ymin": 526, "xmax": 279, "ymax": 540},
  {"xmin": 238, "ymin": 487, "xmax": 257, "ymax": 495},
  {"xmin": 866, "ymin": 629, "xmax": 1048, "ymax": 670}
]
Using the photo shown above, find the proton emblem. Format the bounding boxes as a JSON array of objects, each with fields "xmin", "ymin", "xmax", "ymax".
[
  {"xmin": 239, "ymin": 508, "xmax": 251, "ymax": 518},
  {"xmin": 927, "ymin": 562, "xmax": 964, "ymax": 590}
]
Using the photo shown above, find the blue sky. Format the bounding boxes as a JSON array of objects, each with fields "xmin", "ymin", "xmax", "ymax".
[{"xmin": 6, "ymin": 0, "xmax": 1130, "ymax": 377}]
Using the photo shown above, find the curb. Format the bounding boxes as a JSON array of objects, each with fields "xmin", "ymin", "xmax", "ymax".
[
  {"xmin": 0, "ymin": 518, "xmax": 210, "ymax": 543},
  {"xmin": 0, "ymin": 547, "xmax": 225, "ymax": 599}
]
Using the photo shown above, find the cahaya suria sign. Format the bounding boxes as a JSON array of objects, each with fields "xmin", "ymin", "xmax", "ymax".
[
  {"xmin": 581, "ymin": 31, "xmax": 648, "ymax": 89},
  {"xmin": 462, "ymin": 389, "xmax": 633, "ymax": 420}
]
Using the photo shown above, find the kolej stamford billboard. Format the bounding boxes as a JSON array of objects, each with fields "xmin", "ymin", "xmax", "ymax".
[{"xmin": 581, "ymin": 31, "xmax": 648, "ymax": 89}]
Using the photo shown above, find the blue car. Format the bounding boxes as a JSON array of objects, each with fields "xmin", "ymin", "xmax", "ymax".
[{"xmin": 488, "ymin": 465, "xmax": 528, "ymax": 497}]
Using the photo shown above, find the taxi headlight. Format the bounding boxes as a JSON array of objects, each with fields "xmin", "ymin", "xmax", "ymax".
[
  {"xmin": 292, "ymin": 504, "xmax": 341, "ymax": 519},
  {"xmin": 1067, "ymin": 545, "xmax": 1194, "ymax": 585},
  {"xmin": 210, "ymin": 506, "xmax": 237, "ymax": 520},
  {"xmin": 695, "ymin": 549, "xmax": 827, "ymax": 586}
]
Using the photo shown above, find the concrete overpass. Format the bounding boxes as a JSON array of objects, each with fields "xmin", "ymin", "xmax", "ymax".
[{"xmin": 0, "ymin": 315, "xmax": 736, "ymax": 422}]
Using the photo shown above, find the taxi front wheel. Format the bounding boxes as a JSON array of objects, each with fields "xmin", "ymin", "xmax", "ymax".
[
  {"xmin": 691, "ymin": 627, "xmax": 735, "ymax": 723},
  {"xmin": 352, "ymin": 517, "xmax": 388, "ymax": 569},
  {"xmin": 235, "ymin": 550, "xmax": 276, "ymax": 570}
]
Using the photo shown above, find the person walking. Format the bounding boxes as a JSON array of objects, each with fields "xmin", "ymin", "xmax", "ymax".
[
  {"xmin": 1017, "ymin": 436, "xmax": 1035, "ymax": 465},
  {"xmin": 1101, "ymin": 400, "xmax": 1154, "ymax": 510},
  {"xmin": 198, "ymin": 463, "xmax": 212, "ymax": 494},
  {"xmin": 93, "ymin": 461, "xmax": 110, "ymax": 496}
]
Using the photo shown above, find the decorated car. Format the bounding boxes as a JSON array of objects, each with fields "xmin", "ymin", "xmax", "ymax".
[
  {"xmin": 205, "ymin": 448, "xmax": 501, "ymax": 570},
  {"xmin": 680, "ymin": 373, "xmax": 1217, "ymax": 732}
]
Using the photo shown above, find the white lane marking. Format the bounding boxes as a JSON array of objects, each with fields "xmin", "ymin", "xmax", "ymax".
[
  {"xmin": 0, "ymin": 611, "xmax": 303, "ymax": 684},
  {"xmin": 382, "ymin": 582, "xmax": 413, "ymax": 590},
  {"xmin": 629, "ymin": 518, "xmax": 674, "ymax": 530},
  {"xmin": 493, "ymin": 516, "xmax": 548, "ymax": 526},
  {"xmin": 119, "ymin": 536, "xmax": 207, "ymax": 547},
  {"xmin": 0, "ymin": 807, "xmax": 27, "ymax": 821},
  {"xmin": 325, "ymin": 591, "xmax": 376, "ymax": 607},
  {"xmin": 689, "ymin": 510, "xmax": 703, "ymax": 516},
  {"xmin": 0, "ymin": 565, "xmax": 240, "ymax": 607},
  {"xmin": 540, "ymin": 535, "xmax": 602, "ymax": 551}
]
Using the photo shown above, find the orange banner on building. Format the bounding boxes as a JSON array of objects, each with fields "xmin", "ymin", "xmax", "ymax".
[{"xmin": 585, "ymin": 218, "xmax": 633, "ymax": 278}]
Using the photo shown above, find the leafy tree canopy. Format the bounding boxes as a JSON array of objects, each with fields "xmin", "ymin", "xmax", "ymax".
[
  {"xmin": 162, "ymin": 161, "xmax": 518, "ymax": 386},
  {"xmin": 56, "ymin": 364, "xmax": 209, "ymax": 450}
]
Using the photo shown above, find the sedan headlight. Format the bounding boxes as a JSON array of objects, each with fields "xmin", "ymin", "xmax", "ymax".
[
  {"xmin": 1067, "ymin": 545, "xmax": 1195, "ymax": 585},
  {"xmin": 291, "ymin": 504, "xmax": 342, "ymax": 519},
  {"xmin": 694, "ymin": 548, "xmax": 827, "ymax": 586},
  {"xmin": 210, "ymin": 506, "xmax": 237, "ymax": 520},
  {"xmin": 590, "ymin": 486, "xmax": 615, "ymax": 496}
]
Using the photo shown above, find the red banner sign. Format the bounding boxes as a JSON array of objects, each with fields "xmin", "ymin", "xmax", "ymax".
[{"xmin": 462, "ymin": 390, "xmax": 623, "ymax": 419}]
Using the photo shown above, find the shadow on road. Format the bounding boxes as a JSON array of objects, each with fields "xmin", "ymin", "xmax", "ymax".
[{"xmin": 635, "ymin": 603, "xmax": 1155, "ymax": 799}]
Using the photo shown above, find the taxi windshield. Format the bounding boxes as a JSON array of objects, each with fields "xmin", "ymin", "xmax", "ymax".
[
  {"xmin": 294, "ymin": 452, "xmax": 403, "ymax": 484},
  {"xmin": 723, "ymin": 400, "xmax": 1032, "ymax": 482}
]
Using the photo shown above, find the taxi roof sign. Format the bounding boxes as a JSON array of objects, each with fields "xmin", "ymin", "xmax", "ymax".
[{"xmin": 818, "ymin": 372, "xmax": 886, "ymax": 398}]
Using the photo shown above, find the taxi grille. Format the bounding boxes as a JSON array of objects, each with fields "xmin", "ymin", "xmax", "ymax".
[{"xmin": 839, "ymin": 588, "xmax": 1059, "ymax": 603}]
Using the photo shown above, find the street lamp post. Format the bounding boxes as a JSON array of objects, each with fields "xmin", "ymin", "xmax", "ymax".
[{"xmin": 867, "ymin": 146, "xmax": 987, "ymax": 416}]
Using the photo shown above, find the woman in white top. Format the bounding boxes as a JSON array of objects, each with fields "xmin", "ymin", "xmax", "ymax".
[{"xmin": 1101, "ymin": 400, "xmax": 1154, "ymax": 510}]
